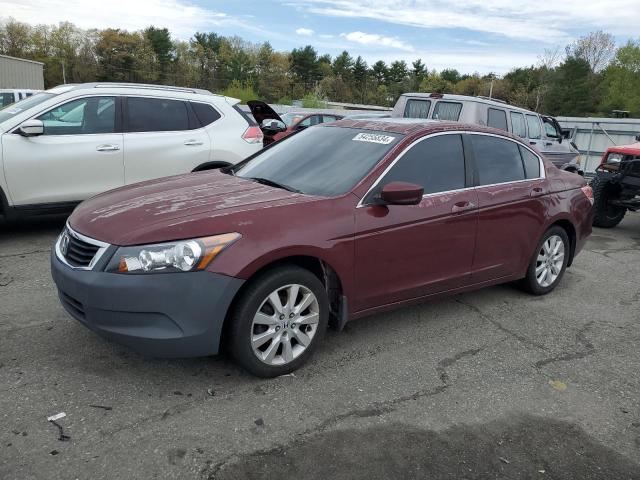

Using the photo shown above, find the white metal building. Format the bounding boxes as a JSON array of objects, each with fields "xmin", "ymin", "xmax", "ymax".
[{"xmin": 0, "ymin": 54, "xmax": 44, "ymax": 89}]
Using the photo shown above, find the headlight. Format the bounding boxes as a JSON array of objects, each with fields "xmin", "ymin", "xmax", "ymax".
[{"xmin": 106, "ymin": 233, "xmax": 241, "ymax": 274}]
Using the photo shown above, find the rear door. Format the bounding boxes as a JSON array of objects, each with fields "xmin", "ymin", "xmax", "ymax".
[
  {"xmin": 354, "ymin": 133, "xmax": 478, "ymax": 311},
  {"xmin": 468, "ymin": 133, "xmax": 547, "ymax": 283},
  {"xmin": 2, "ymin": 95, "xmax": 124, "ymax": 205},
  {"xmin": 122, "ymin": 96, "xmax": 211, "ymax": 183}
]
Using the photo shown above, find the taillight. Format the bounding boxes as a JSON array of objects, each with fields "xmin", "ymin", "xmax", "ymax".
[
  {"xmin": 581, "ymin": 185, "xmax": 594, "ymax": 205},
  {"xmin": 242, "ymin": 126, "xmax": 263, "ymax": 144}
]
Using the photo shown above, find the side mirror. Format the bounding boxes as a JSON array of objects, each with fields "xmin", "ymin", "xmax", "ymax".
[
  {"xmin": 18, "ymin": 119, "xmax": 44, "ymax": 137},
  {"xmin": 260, "ymin": 119, "xmax": 286, "ymax": 134},
  {"xmin": 635, "ymin": 134, "xmax": 640, "ymax": 142},
  {"xmin": 380, "ymin": 181, "xmax": 424, "ymax": 206}
]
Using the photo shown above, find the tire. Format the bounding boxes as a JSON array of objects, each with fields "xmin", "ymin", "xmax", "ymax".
[
  {"xmin": 521, "ymin": 226, "xmax": 570, "ymax": 295},
  {"xmin": 228, "ymin": 265, "xmax": 329, "ymax": 377},
  {"xmin": 591, "ymin": 174, "xmax": 626, "ymax": 228}
]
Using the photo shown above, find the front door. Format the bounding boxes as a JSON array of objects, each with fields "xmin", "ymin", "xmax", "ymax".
[
  {"xmin": 2, "ymin": 96, "xmax": 124, "ymax": 205},
  {"xmin": 354, "ymin": 133, "xmax": 478, "ymax": 312}
]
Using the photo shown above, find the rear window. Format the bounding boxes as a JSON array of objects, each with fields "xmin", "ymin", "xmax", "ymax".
[
  {"xmin": 126, "ymin": 97, "xmax": 190, "ymax": 132},
  {"xmin": 191, "ymin": 102, "xmax": 221, "ymax": 127},
  {"xmin": 432, "ymin": 101, "xmax": 462, "ymax": 121},
  {"xmin": 510, "ymin": 112, "xmax": 526, "ymax": 137},
  {"xmin": 526, "ymin": 115, "xmax": 541, "ymax": 139},
  {"xmin": 487, "ymin": 108, "xmax": 508, "ymax": 131},
  {"xmin": 519, "ymin": 146, "xmax": 541, "ymax": 178},
  {"xmin": 471, "ymin": 134, "xmax": 525, "ymax": 185},
  {"xmin": 234, "ymin": 126, "xmax": 402, "ymax": 197},
  {"xmin": 404, "ymin": 99, "xmax": 431, "ymax": 119}
]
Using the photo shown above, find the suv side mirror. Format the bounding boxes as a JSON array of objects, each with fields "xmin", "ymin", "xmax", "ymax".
[
  {"xmin": 380, "ymin": 181, "xmax": 424, "ymax": 205},
  {"xmin": 635, "ymin": 134, "xmax": 640, "ymax": 142},
  {"xmin": 18, "ymin": 119, "xmax": 44, "ymax": 137}
]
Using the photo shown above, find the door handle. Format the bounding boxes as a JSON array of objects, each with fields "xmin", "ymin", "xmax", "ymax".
[
  {"xmin": 544, "ymin": 142, "xmax": 553, "ymax": 146},
  {"xmin": 184, "ymin": 140, "xmax": 203, "ymax": 146},
  {"xmin": 530, "ymin": 187, "xmax": 544, "ymax": 198},
  {"xmin": 451, "ymin": 201, "xmax": 476, "ymax": 214},
  {"xmin": 529, "ymin": 141, "xmax": 537, "ymax": 145},
  {"xmin": 96, "ymin": 144, "xmax": 120, "ymax": 152}
]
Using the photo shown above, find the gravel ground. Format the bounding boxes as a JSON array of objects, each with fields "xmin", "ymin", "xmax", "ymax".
[{"xmin": 1, "ymin": 214, "xmax": 639, "ymax": 479}]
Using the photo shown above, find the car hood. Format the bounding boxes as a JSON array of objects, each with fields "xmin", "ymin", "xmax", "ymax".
[{"xmin": 69, "ymin": 171, "xmax": 317, "ymax": 246}]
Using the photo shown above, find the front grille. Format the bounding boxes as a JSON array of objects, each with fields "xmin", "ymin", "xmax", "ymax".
[
  {"xmin": 64, "ymin": 232, "xmax": 100, "ymax": 268},
  {"xmin": 60, "ymin": 291, "xmax": 86, "ymax": 319}
]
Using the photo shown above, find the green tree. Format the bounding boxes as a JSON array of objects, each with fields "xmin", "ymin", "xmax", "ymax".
[
  {"xmin": 545, "ymin": 57, "xmax": 599, "ymax": 116},
  {"xmin": 144, "ymin": 26, "xmax": 173, "ymax": 81},
  {"xmin": 352, "ymin": 55, "xmax": 368, "ymax": 103},
  {"xmin": 371, "ymin": 60, "xmax": 388, "ymax": 85},
  {"xmin": 411, "ymin": 59, "xmax": 426, "ymax": 89},
  {"xmin": 600, "ymin": 40, "xmax": 640, "ymax": 116},
  {"xmin": 290, "ymin": 45, "xmax": 321, "ymax": 90}
]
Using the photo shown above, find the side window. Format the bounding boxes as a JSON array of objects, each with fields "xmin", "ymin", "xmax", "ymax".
[
  {"xmin": 526, "ymin": 114, "xmax": 541, "ymax": 139},
  {"xmin": 190, "ymin": 102, "xmax": 221, "ymax": 127},
  {"xmin": 322, "ymin": 115, "xmax": 340, "ymax": 123},
  {"xmin": 470, "ymin": 135, "xmax": 525, "ymax": 185},
  {"xmin": 510, "ymin": 112, "xmax": 526, "ymax": 138},
  {"xmin": 519, "ymin": 146, "xmax": 541, "ymax": 179},
  {"xmin": 37, "ymin": 97, "xmax": 116, "ymax": 135},
  {"xmin": 432, "ymin": 101, "xmax": 462, "ymax": 121},
  {"xmin": 298, "ymin": 115, "xmax": 321, "ymax": 127},
  {"xmin": 0, "ymin": 92, "xmax": 13, "ymax": 107},
  {"xmin": 487, "ymin": 108, "xmax": 508, "ymax": 131},
  {"xmin": 378, "ymin": 134, "xmax": 466, "ymax": 196},
  {"xmin": 127, "ymin": 97, "xmax": 190, "ymax": 132},
  {"xmin": 542, "ymin": 118, "xmax": 558, "ymax": 138},
  {"xmin": 404, "ymin": 99, "xmax": 431, "ymax": 119}
]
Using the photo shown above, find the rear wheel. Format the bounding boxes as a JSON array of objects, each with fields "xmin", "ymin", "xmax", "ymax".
[
  {"xmin": 228, "ymin": 265, "xmax": 329, "ymax": 377},
  {"xmin": 591, "ymin": 174, "xmax": 626, "ymax": 228},
  {"xmin": 521, "ymin": 226, "xmax": 569, "ymax": 295}
]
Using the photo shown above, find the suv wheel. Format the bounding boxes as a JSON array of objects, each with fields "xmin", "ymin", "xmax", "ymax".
[
  {"xmin": 521, "ymin": 226, "xmax": 569, "ymax": 295},
  {"xmin": 228, "ymin": 265, "xmax": 328, "ymax": 377},
  {"xmin": 591, "ymin": 174, "xmax": 626, "ymax": 228}
]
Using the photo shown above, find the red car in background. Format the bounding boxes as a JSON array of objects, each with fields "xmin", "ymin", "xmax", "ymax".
[
  {"xmin": 51, "ymin": 119, "xmax": 593, "ymax": 377},
  {"xmin": 248, "ymin": 100, "xmax": 343, "ymax": 145}
]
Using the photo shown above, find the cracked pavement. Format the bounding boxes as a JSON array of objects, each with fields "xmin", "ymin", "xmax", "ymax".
[{"xmin": 1, "ymin": 215, "xmax": 640, "ymax": 479}]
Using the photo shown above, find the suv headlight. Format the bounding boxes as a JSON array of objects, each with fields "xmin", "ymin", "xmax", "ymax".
[{"xmin": 106, "ymin": 233, "xmax": 241, "ymax": 274}]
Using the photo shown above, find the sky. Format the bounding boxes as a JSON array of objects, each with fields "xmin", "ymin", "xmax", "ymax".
[{"xmin": 2, "ymin": 0, "xmax": 639, "ymax": 74}]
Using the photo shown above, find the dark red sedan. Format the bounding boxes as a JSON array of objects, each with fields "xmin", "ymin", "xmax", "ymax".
[{"xmin": 51, "ymin": 120, "xmax": 594, "ymax": 377}]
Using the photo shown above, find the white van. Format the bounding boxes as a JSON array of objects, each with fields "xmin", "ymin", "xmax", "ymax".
[
  {"xmin": 393, "ymin": 93, "xmax": 581, "ymax": 172},
  {"xmin": 0, "ymin": 89, "xmax": 41, "ymax": 108}
]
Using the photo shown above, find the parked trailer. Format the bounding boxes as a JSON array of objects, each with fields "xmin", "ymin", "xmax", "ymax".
[{"xmin": 557, "ymin": 116, "xmax": 640, "ymax": 174}]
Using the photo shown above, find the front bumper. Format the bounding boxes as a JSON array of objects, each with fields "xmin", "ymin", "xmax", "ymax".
[{"xmin": 51, "ymin": 252, "xmax": 244, "ymax": 358}]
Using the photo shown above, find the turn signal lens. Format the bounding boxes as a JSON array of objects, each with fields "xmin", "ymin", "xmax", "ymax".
[{"xmin": 110, "ymin": 233, "xmax": 241, "ymax": 274}]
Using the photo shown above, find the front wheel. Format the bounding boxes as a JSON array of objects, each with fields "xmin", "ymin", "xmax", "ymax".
[
  {"xmin": 521, "ymin": 226, "xmax": 570, "ymax": 295},
  {"xmin": 228, "ymin": 265, "xmax": 329, "ymax": 377},
  {"xmin": 591, "ymin": 174, "xmax": 626, "ymax": 228}
]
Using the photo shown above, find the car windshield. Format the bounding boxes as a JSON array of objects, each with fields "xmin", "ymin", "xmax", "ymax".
[
  {"xmin": 233, "ymin": 126, "xmax": 403, "ymax": 197},
  {"xmin": 0, "ymin": 92, "xmax": 56, "ymax": 124},
  {"xmin": 280, "ymin": 113, "xmax": 305, "ymax": 126}
]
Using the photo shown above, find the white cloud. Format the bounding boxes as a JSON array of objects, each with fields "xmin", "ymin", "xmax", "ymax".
[
  {"xmin": 0, "ymin": 0, "xmax": 239, "ymax": 39},
  {"xmin": 289, "ymin": 0, "xmax": 640, "ymax": 43},
  {"xmin": 341, "ymin": 31, "xmax": 413, "ymax": 51},
  {"xmin": 295, "ymin": 27, "xmax": 315, "ymax": 36}
]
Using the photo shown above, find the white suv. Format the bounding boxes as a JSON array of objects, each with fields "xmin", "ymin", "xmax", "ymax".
[{"xmin": 0, "ymin": 83, "xmax": 263, "ymax": 220}]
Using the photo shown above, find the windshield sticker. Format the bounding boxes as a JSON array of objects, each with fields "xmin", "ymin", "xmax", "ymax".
[{"xmin": 352, "ymin": 133, "xmax": 395, "ymax": 145}]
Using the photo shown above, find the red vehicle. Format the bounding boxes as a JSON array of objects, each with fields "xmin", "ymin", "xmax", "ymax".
[
  {"xmin": 51, "ymin": 120, "xmax": 594, "ymax": 377},
  {"xmin": 247, "ymin": 100, "xmax": 343, "ymax": 145}
]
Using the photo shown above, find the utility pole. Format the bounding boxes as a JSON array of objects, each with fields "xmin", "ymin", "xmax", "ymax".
[
  {"xmin": 489, "ymin": 79, "xmax": 493, "ymax": 99},
  {"xmin": 61, "ymin": 59, "xmax": 67, "ymax": 84}
]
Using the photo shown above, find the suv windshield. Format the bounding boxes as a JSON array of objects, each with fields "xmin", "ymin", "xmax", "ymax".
[
  {"xmin": 233, "ymin": 126, "xmax": 403, "ymax": 197},
  {"xmin": 0, "ymin": 92, "xmax": 56, "ymax": 124}
]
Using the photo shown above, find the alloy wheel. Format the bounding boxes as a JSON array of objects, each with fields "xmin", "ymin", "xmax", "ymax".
[
  {"xmin": 250, "ymin": 284, "xmax": 320, "ymax": 366},
  {"xmin": 535, "ymin": 234, "xmax": 565, "ymax": 288}
]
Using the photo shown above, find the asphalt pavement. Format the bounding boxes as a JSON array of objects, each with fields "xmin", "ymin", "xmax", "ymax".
[{"xmin": 1, "ymin": 214, "xmax": 639, "ymax": 479}]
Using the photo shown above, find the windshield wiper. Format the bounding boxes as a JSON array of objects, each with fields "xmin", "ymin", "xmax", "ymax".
[{"xmin": 246, "ymin": 177, "xmax": 302, "ymax": 194}]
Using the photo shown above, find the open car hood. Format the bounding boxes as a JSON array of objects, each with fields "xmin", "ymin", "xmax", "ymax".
[{"xmin": 246, "ymin": 100, "xmax": 283, "ymax": 125}]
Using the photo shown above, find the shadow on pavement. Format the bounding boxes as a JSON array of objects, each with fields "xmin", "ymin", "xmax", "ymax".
[{"xmin": 213, "ymin": 414, "xmax": 640, "ymax": 480}]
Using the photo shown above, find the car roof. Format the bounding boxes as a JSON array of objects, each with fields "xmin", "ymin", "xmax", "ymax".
[
  {"xmin": 399, "ymin": 92, "xmax": 536, "ymax": 115},
  {"xmin": 45, "ymin": 82, "xmax": 227, "ymax": 101},
  {"xmin": 327, "ymin": 118, "xmax": 526, "ymax": 141},
  {"xmin": 606, "ymin": 142, "xmax": 640, "ymax": 156}
]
